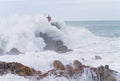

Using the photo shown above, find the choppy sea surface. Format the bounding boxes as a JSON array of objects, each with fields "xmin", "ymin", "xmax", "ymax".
[
  {"xmin": 0, "ymin": 16, "xmax": 120, "ymax": 81},
  {"xmin": 65, "ymin": 21, "xmax": 120, "ymax": 37}
]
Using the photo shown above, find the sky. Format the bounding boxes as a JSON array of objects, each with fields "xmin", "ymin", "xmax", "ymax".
[{"xmin": 0, "ymin": 0, "xmax": 120, "ymax": 20}]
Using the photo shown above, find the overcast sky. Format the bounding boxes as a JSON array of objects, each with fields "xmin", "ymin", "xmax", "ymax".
[{"xmin": 0, "ymin": 0, "xmax": 120, "ymax": 20}]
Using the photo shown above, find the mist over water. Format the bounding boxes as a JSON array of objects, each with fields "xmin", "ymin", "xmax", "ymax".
[{"xmin": 0, "ymin": 16, "xmax": 120, "ymax": 81}]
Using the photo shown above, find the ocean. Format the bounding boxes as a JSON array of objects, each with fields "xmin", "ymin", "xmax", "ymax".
[
  {"xmin": 0, "ymin": 16, "xmax": 120, "ymax": 81},
  {"xmin": 65, "ymin": 21, "xmax": 120, "ymax": 37}
]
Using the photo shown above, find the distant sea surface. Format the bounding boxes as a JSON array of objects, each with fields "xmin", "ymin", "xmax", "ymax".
[{"xmin": 65, "ymin": 21, "xmax": 120, "ymax": 37}]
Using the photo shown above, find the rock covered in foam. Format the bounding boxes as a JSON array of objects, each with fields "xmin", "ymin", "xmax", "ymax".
[
  {"xmin": 0, "ymin": 61, "xmax": 41, "ymax": 76},
  {"xmin": 98, "ymin": 65, "xmax": 117, "ymax": 81},
  {"xmin": 53, "ymin": 60, "xmax": 65, "ymax": 70},
  {"xmin": 0, "ymin": 48, "xmax": 24, "ymax": 56},
  {"xmin": 7, "ymin": 48, "xmax": 24, "ymax": 55},
  {"xmin": 51, "ymin": 21, "xmax": 63, "ymax": 29},
  {"xmin": 94, "ymin": 56, "xmax": 102, "ymax": 60},
  {"xmin": 0, "ymin": 60, "xmax": 118, "ymax": 81},
  {"xmin": 73, "ymin": 60, "xmax": 82, "ymax": 68},
  {"xmin": 55, "ymin": 45, "xmax": 72, "ymax": 53},
  {"xmin": 51, "ymin": 60, "xmax": 117, "ymax": 81},
  {"xmin": 39, "ymin": 32, "xmax": 72, "ymax": 53}
]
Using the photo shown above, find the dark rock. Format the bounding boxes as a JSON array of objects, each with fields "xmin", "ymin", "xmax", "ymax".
[
  {"xmin": 51, "ymin": 22, "xmax": 62, "ymax": 29},
  {"xmin": 73, "ymin": 60, "xmax": 82, "ymax": 68},
  {"xmin": 40, "ymin": 32, "xmax": 72, "ymax": 53},
  {"xmin": 0, "ymin": 61, "xmax": 118, "ymax": 81},
  {"xmin": 0, "ymin": 61, "xmax": 7, "ymax": 69},
  {"xmin": 55, "ymin": 45, "xmax": 72, "ymax": 53},
  {"xmin": 95, "ymin": 56, "xmax": 102, "ymax": 60},
  {"xmin": 53, "ymin": 60, "xmax": 65, "ymax": 70},
  {"xmin": 7, "ymin": 48, "xmax": 23, "ymax": 55},
  {"xmin": 105, "ymin": 65, "xmax": 109, "ymax": 69},
  {"xmin": 0, "ymin": 61, "xmax": 39, "ymax": 76},
  {"xmin": 7, "ymin": 63, "xmax": 16, "ymax": 73},
  {"xmin": 65, "ymin": 65, "xmax": 73, "ymax": 77},
  {"xmin": 0, "ymin": 61, "xmax": 8, "ymax": 75},
  {"xmin": 98, "ymin": 66, "xmax": 117, "ymax": 81},
  {"xmin": 105, "ymin": 65, "xmax": 118, "ymax": 74}
]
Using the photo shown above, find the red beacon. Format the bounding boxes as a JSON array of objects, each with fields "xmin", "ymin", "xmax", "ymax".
[{"xmin": 46, "ymin": 15, "xmax": 51, "ymax": 22}]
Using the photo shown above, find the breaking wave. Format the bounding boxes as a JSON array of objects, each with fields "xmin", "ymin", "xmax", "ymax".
[
  {"xmin": 0, "ymin": 15, "xmax": 95, "ymax": 53},
  {"xmin": 0, "ymin": 15, "xmax": 120, "ymax": 81}
]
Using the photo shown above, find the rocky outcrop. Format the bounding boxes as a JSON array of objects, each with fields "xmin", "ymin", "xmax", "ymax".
[
  {"xmin": 53, "ymin": 60, "xmax": 65, "ymax": 70},
  {"xmin": 94, "ymin": 56, "xmax": 102, "ymax": 60},
  {"xmin": 7, "ymin": 48, "xmax": 24, "ymax": 55},
  {"xmin": 98, "ymin": 66, "xmax": 117, "ymax": 81},
  {"xmin": 0, "ymin": 61, "xmax": 40, "ymax": 76},
  {"xmin": 51, "ymin": 22, "xmax": 62, "ymax": 29},
  {"xmin": 41, "ymin": 60, "xmax": 117, "ymax": 81},
  {"xmin": 40, "ymin": 32, "xmax": 72, "ymax": 53},
  {"xmin": 0, "ymin": 48, "xmax": 24, "ymax": 56},
  {"xmin": 0, "ymin": 60, "xmax": 118, "ymax": 81},
  {"xmin": 55, "ymin": 45, "xmax": 72, "ymax": 53}
]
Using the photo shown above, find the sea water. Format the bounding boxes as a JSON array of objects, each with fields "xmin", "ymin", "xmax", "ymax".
[
  {"xmin": 65, "ymin": 21, "xmax": 120, "ymax": 37},
  {"xmin": 0, "ymin": 16, "xmax": 120, "ymax": 81}
]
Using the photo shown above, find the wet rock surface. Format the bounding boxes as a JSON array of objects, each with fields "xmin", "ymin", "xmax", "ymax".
[
  {"xmin": 7, "ymin": 48, "xmax": 24, "ymax": 55},
  {"xmin": 94, "ymin": 56, "xmax": 102, "ymax": 60},
  {"xmin": 0, "ymin": 60, "xmax": 118, "ymax": 81},
  {"xmin": 51, "ymin": 22, "xmax": 62, "ymax": 29},
  {"xmin": 0, "ymin": 61, "xmax": 40, "ymax": 76},
  {"xmin": 40, "ymin": 32, "xmax": 72, "ymax": 53},
  {"xmin": 0, "ymin": 48, "xmax": 23, "ymax": 55}
]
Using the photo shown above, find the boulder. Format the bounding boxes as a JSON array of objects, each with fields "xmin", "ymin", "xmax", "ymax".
[
  {"xmin": 14, "ymin": 62, "xmax": 38, "ymax": 76},
  {"xmin": 65, "ymin": 65, "xmax": 73, "ymax": 70},
  {"xmin": 0, "ymin": 62, "xmax": 39, "ymax": 76},
  {"xmin": 94, "ymin": 56, "xmax": 102, "ymax": 60},
  {"xmin": 55, "ymin": 45, "xmax": 72, "ymax": 53},
  {"xmin": 51, "ymin": 22, "xmax": 62, "ymax": 29},
  {"xmin": 0, "ymin": 61, "xmax": 118, "ymax": 81},
  {"xmin": 65, "ymin": 65, "xmax": 74, "ymax": 77},
  {"xmin": 7, "ymin": 48, "xmax": 23, "ymax": 55},
  {"xmin": 53, "ymin": 60, "xmax": 65, "ymax": 70},
  {"xmin": 73, "ymin": 60, "xmax": 82, "ymax": 68},
  {"xmin": 0, "ymin": 61, "xmax": 7, "ymax": 75},
  {"xmin": 98, "ymin": 66, "xmax": 117, "ymax": 81},
  {"xmin": 40, "ymin": 32, "xmax": 72, "ymax": 53}
]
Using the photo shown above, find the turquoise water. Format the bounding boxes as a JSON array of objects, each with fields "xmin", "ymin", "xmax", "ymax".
[{"xmin": 65, "ymin": 21, "xmax": 120, "ymax": 37}]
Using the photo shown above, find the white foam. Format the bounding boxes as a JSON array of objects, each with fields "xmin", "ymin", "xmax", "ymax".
[
  {"xmin": 0, "ymin": 15, "xmax": 120, "ymax": 81},
  {"xmin": 0, "ymin": 15, "xmax": 96, "ymax": 52},
  {"xmin": 0, "ymin": 74, "xmax": 29, "ymax": 81}
]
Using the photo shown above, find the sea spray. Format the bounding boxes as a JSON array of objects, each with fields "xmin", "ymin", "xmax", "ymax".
[{"xmin": 0, "ymin": 15, "xmax": 120, "ymax": 81}]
